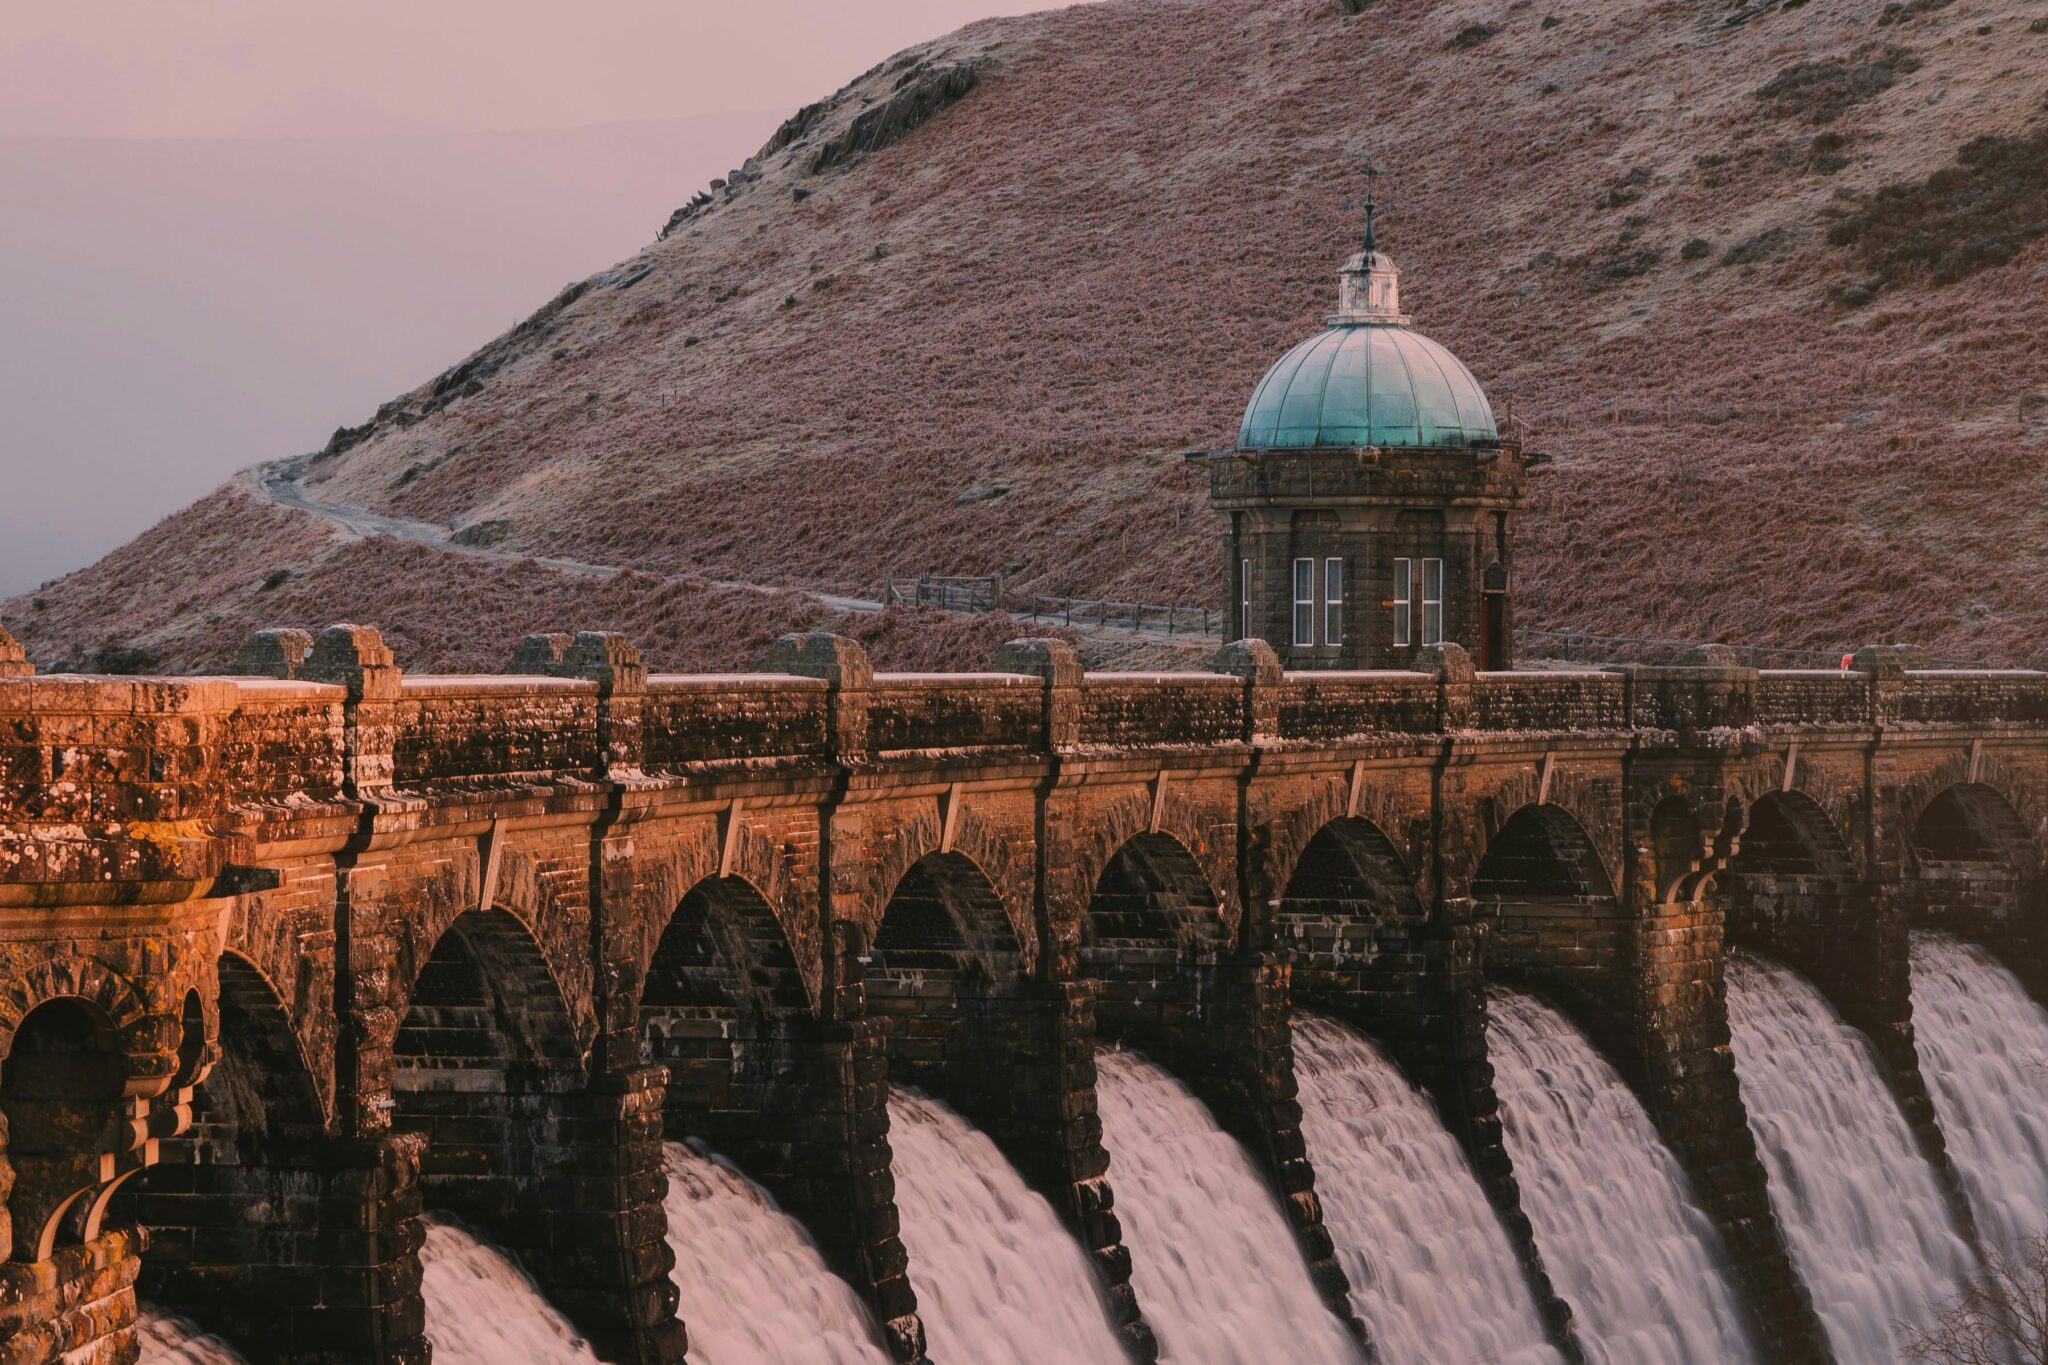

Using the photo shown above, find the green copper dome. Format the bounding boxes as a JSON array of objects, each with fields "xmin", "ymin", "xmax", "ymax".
[{"xmin": 1237, "ymin": 247, "xmax": 1497, "ymax": 450}]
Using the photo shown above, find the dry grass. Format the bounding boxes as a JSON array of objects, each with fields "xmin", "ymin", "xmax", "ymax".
[{"xmin": 8, "ymin": 0, "xmax": 2048, "ymax": 672}]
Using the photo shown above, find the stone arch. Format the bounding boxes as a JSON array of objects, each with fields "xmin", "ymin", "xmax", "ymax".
[
  {"xmin": 866, "ymin": 852, "xmax": 1030, "ymax": 1102},
  {"xmin": 122, "ymin": 953, "xmax": 332, "ymax": 1353},
  {"xmin": 1719, "ymin": 789, "xmax": 1876, "ymax": 1001},
  {"xmin": 852, "ymin": 803, "xmax": 1037, "ymax": 979},
  {"xmin": 1272, "ymin": 815, "xmax": 1425, "ymax": 984},
  {"xmin": 1730, "ymin": 757, "xmax": 1866, "ymax": 882},
  {"xmin": 0, "ymin": 996, "xmax": 134, "ymax": 1263},
  {"xmin": 390, "ymin": 906, "xmax": 586, "ymax": 1282},
  {"xmin": 1470, "ymin": 802, "xmax": 1621, "ymax": 1017},
  {"xmin": 638, "ymin": 874, "xmax": 813, "ymax": 1153},
  {"xmin": 1649, "ymin": 795, "xmax": 1709, "ymax": 905},
  {"xmin": 388, "ymin": 849, "xmax": 597, "ymax": 1057},
  {"xmin": 0, "ymin": 957, "xmax": 167, "ymax": 1099},
  {"xmin": 1057, "ymin": 784, "xmax": 1238, "ymax": 966},
  {"xmin": 1449, "ymin": 767, "xmax": 1621, "ymax": 902},
  {"xmin": 1904, "ymin": 782, "xmax": 2043, "ymax": 954},
  {"xmin": 633, "ymin": 824, "xmax": 820, "ymax": 1014},
  {"xmin": 1081, "ymin": 830, "xmax": 1232, "ymax": 1049},
  {"xmin": 1899, "ymin": 755, "xmax": 2046, "ymax": 876},
  {"xmin": 1259, "ymin": 774, "xmax": 1425, "ymax": 939}
]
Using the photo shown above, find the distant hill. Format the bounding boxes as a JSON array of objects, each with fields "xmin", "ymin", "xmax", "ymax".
[{"xmin": 9, "ymin": 0, "xmax": 2047, "ymax": 674}]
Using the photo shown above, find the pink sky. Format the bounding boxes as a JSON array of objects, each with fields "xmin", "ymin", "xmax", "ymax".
[
  {"xmin": 0, "ymin": 1, "xmax": 1077, "ymax": 596},
  {"xmin": 0, "ymin": 1, "xmax": 1067, "ymax": 139}
]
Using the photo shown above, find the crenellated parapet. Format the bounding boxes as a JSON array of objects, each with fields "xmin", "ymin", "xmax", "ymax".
[{"xmin": 0, "ymin": 627, "xmax": 2045, "ymax": 1363}]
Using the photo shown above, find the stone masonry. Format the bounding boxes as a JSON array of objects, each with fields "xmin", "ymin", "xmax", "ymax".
[{"xmin": 0, "ymin": 620, "xmax": 2045, "ymax": 1364}]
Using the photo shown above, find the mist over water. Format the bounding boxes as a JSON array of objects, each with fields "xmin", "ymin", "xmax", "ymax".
[
  {"xmin": 1293, "ymin": 1013, "xmax": 1560, "ymax": 1365},
  {"xmin": 888, "ymin": 1088, "xmax": 1126, "ymax": 1364},
  {"xmin": 1910, "ymin": 931, "xmax": 2048, "ymax": 1262},
  {"xmin": 662, "ymin": 1141, "xmax": 888, "ymax": 1365},
  {"xmin": 1095, "ymin": 1048, "xmax": 1365, "ymax": 1365},
  {"xmin": 1487, "ymin": 987, "xmax": 1755, "ymax": 1365},
  {"xmin": 1725, "ymin": 950, "xmax": 1975, "ymax": 1360}
]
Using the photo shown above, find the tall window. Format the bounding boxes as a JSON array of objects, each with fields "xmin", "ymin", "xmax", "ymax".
[
  {"xmin": 1292, "ymin": 558, "xmax": 1314, "ymax": 648},
  {"xmin": 1392, "ymin": 557, "xmax": 1412, "ymax": 647},
  {"xmin": 1422, "ymin": 558, "xmax": 1445, "ymax": 646},
  {"xmin": 1241, "ymin": 558, "xmax": 1252, "ymax": 636},
  {"xmin": 1323, "ymin": 558, "xmax": 1343, "ymax": 645}
]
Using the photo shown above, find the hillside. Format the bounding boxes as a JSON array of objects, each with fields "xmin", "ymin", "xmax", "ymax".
[{"xmin": 9, "ymin": 0, "xmax": 2048, "ymax": 674}]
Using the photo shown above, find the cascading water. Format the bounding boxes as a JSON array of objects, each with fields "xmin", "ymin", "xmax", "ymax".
[
  {"xmin": 1724, "ymin": 949, "xmax": 1976, "ymax": 1359},
  {"xmin": 137, "ymin": 1309, "xmax": 243, "ymax": 1364},
  {"xmin": 138, "ymin": 1216, "xmax": 598, "ymax": 1365},
  {"xmin": 887, "ymin": 1088, "xmax": 1127, "ymax": 1364},
  {"xmin": 1293, "ymin": 1013, "xmax": 1561, "ymax": 1365},
  {"xmin": 662, "ymin": 1141, "xmax": 890, "ymax": 1365},
  {"xmin": 1487, "ymin": 988, "xmax": 1755, "ymax": 1365},
  {"xmin": 419, "ymin": 1215, "xmax": 600, "ymax": 1365},
  {"xmin": 1094, "ymin": 1047, "xmax": 1364, "ymax": 1365},
  {"xmin": 1910, "ymin": 930, "xmax": 2048, "ymax": 1262}
]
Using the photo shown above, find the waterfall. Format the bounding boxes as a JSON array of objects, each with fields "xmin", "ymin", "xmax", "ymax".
[
  {"xmin": 419, "ymin": 1214, "xmax": 600, "ymax": 1365},
  {"xmin": 663, "ymin": 1141, "xmax": 890, "ymax": 1365},
  {"xmin": 1293, "ymin": 1013, "xmax": 1561, "ymax": 1365},
  {"xmin": 138, "ymin": 1216, "xmax": 597, "ymax": 1365},
  {"xmin": 888, "ymin": 1088, "xmax": 1127, "ymax": 1364},
  {"xmin": 1910, "ymin": 930, "xmax": 2048, "ymax": 1262},
  {"xmin": 1094, "ymin": 1047, "xmax": 1364, "ymax": 1365},
  {"xmin": 1724, "ymin": 950, "xmax": 1975, "ymax": 1359},
  {"xmin": 1487, "ymin": 988, "xmax": 1754, "ymax": 1364},
  {"xmin": 138, "ymin": 1308, "xmax": 244, "ymax": 1364}
]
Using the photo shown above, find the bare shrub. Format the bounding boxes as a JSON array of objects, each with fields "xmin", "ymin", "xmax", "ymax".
[
  {"xmin": 1827, "ymin": 125, "xmax": 2048, "ymax": 286},
  {"xmin": 1756, "ymin": 47, "xmax": 1920, "ymax": 123},
  {"xmin": 1904, "ymin": 1230, "xmax": 2048, "ymax": 1363}
]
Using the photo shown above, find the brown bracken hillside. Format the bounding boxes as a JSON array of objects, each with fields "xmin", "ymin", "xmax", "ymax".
[{"xmin": 9, "ymin": 0, "xmax": 2048, "ymax": 673}]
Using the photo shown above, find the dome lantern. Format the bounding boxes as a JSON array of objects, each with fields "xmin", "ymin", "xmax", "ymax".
[{"xmin": 1189, "ymin": 181, "xmax": 1530, "ymax": 672}]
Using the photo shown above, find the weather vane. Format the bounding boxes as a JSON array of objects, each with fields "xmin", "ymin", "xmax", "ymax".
[{"xmin": 1342, "ymin": 153, "xmax": 1393, "ymax": 253}]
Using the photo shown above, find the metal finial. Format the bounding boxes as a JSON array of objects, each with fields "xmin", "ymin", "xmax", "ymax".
[{"xmin": 1357, "ymin": 154, "xmax": 1384, "ymax": 252}]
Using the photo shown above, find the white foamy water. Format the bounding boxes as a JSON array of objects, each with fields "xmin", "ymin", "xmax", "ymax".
[
  {"xmin": 1293, "ymin": 1014, "xmax": 1562, "ymax": 1365},
  {"xmin": 137, "ymin": 1308, "xmax": 244, "ymax": 1364},
  {"xmin": 1910, "ymin": 930, "xmax": 2048, "ymax": 1262},
  {"xmin": 420, "ymin": 1214, "xmax": 600, "ymax": 1365},
  {"xmin": 663, "ymin": 1141, "xmax": 889, "ymax": 1365},
  {"xmin": 1725, "ymin": 950, "xmax": 1975, "ymax": 1360},
  {"xmin": 888, "ymin": 1088, "xmax": 1126, "ymax": 1363},
  {"xmin": 1488, "ymin": 988, "xmax": 1755, "ymax": 1365},
  {"xmin": 1095, "ymin": 1048, "xmax": 1364, "ymax": 1365}
]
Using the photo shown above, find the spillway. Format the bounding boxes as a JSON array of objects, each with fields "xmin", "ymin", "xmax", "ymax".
[
  {"xmin": 1293, "ymin": 1012, "xmax": 1561, "ymax": 1365},
  {"xmin": 1094, "ymin": 1048, "xmax": 1364, "ymax": 1365},
  {"xmin": 1910, "ymin": 930, "xmax": 2048, "ymax": 1263},
  {"xmin": 419, "ymin": 1214, "xmax": 600, "ymax": 1365},
  {"xmin": 888, "ymin": 1088, "xmax": 1126, "ymax": 1363},
  {"xmin": 137, "ymin": 1309, "xmax": 243, "ymax": 1364},
  {"xmin": 1725, "ymin": 949, "xmax": 1975, "ymax": 1359},
  {"xmin": 1487, "ymin": 987, "xmax": 1755, "ymax": 1364},
  {"xmin": 662, "ymin": 1141, "xmax": 890, "ymax": 1365}
]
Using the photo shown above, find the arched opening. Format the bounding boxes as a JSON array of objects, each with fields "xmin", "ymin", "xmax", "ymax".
[
  {"xmin": 1649, "ymin": 797, "xmax": 1706, "ymax": 905},
  {"xmin": 868, "ymin": 853, "xmax": 1024, "ymax": 1103},
  {"xmin": 1275, "ymin": 817, "xmax": 1423, "ymax": 1002},
  {"xmin": 1721, "ymin": 792, "xmax": 1859, "ymax": 960},
  {"xmin": 640, "ymin": 877, "xmax": 809, "ymax": 1154},
  {"xmin": 1909, "ymin": 784, "xmax": 2038, "ymax": 945},
  {"xmin": 2, "ymin": 997, "xmax": 127, "ymax": 1262},
  {"xmin": 392, "ymin": 909, "xmax": 582, "ymax": 1254},
  {"xmin": 125, "ymin": 956, "xmax": 329, "ymax": 1352},
  {"xmin": 1472, "ymin": 804, "xmax": 1620, "ymax": 1025},
  {"xmin": 1082, "ymin": 832, "xmax": 1230, "ymax": 1050}
]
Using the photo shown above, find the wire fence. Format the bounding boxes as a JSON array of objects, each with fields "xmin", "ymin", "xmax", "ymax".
[{"xmin": 1519, "ymin": 628, "xmax": 1986, "ymax": 671}]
